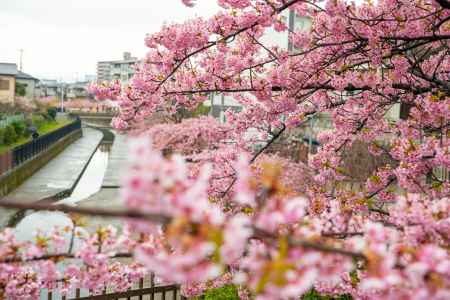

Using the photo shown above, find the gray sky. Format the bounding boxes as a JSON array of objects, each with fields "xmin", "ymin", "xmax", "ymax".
[{"xmin": 0, "ymin": 0, "xmax": 219, "ymax": 81}]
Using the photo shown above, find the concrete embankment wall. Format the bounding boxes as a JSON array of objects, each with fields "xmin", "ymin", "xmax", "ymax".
[{"xmin": 0, "ymin": 130, "xmax": 82, "ymax": 197}]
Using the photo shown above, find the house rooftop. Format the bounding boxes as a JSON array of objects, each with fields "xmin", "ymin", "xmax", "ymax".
[
  {"xmin": 0, "ymin": 63, "xmax": 18, "ymax": 76},
  {"xmin": 16, "ymin": 70, "xmax": 39, "ymax": 82},
  {"xmin": 98, "ymin": 58, "xmax": 138, "ymax": 64}
]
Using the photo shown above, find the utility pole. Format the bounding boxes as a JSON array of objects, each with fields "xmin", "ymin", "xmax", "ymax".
[
  {"xmin": 308, "ymin": 115, "xmax": 316, "ymax": 155},
  {"xmin": 18, "ymin": 49, "xmax": 24, "ymax": 71},
  {"xmin": 60, "ymin": 80, "xmax": 64, "ymax": 113},
  {"xmin": 220, "ymin": 93, "xmax": 225, "ymax": 123}
]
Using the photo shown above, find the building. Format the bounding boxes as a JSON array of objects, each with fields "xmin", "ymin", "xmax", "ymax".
[
  {"xmin": 0, "ymin": 63, "xmax": 40, "ymax": 103},
  {"xmin": 0, "ymin": 63, "xmax": 18, "ymax": 104},
  {"xmin": 66, "ymin": 81, "xmax": 90, "ymax": 99},
  {"xmin": 37, "ymin": 79, "xmax": 60, "ymax": 97},
  {"xmin": 84, "ymin": 74, "xmax": 97, "ymax": 83},
  {"xmin": 16, "ymin": 71, "xmax": 39, "ymax": 100},
  {"xmin": 37, "ymin": 80, "xmax": 91, "ymax": 101},
  {"xmin": 96, "ymin": 52, "xmax": 138, "ymax": 85},
  {"xmin": 206, "ymin": 11, "xmax": 312, "ymax": 121},
  {"xmin": 97, "ymin": 61, "xmax": 112, "ymax": 83}
]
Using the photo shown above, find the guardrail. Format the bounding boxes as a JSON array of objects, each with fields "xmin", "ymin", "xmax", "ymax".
[
  {"xmin": 70, "ymin": 111, "xmax": 118, "ymax": 117},
  {"xmin": 45, "ymin": 274, "xmax": 186, "ymax": 300},
  {"xmin": 0, "ymin": 119, "xmax": 81, "ymax": 177}
]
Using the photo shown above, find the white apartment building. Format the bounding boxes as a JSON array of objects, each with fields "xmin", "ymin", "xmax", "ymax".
[
  {"xmin": 96, "ymin": 61, "xmax": 112, "ymax": 82},
  {"xmin": 96, "ymin": 52, "xmax": 138, "ymax": 85},
  {"xmin": 206, "ymin": 11, "xmax": 312, "ymax": 122}
]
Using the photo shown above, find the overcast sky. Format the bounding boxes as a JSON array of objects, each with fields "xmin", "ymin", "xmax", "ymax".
[{"xmin": 0, "ymin": 0, "xmax": 219, "ymax": 81}]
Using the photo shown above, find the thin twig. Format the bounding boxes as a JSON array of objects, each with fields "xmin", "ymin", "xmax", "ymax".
[
  {"xmin": 253, "ymin": 228, "xmax": 367, "ymax": 261},
  {"xmin": 220, "ymin": 123, "xmax": 287, "ymax": 197},
  {"xmin": 2, "ymin": 252, "xmax": 132, "ymax": 264}
]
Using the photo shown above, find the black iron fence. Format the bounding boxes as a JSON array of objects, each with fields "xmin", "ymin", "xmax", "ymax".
[
  {"xmin": 10, "ymin": 119, "xmax": 82, "ymax": 169},
  {"xmin": 44, "ymin": 274, "xmax": 187, "ymax": 300}
]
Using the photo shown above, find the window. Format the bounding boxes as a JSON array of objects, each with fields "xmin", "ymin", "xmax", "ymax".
[{"xmin": 0, "ymin": 79, "xmax": 10, "ymax": 90}]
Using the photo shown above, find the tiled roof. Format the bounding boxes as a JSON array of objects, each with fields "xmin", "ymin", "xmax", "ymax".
[
  {"xmin": 0, "ymin": 63, "xmax": 18, "ymax": 76},
  {"xmin": 16, "ymin": 70, "xmax": 39, "ymax": 81}
]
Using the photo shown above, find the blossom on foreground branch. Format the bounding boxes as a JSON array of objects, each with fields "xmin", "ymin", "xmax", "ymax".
[{"xmin": 1, "ymin": 137, "xmax": 449, "ymax": 299}]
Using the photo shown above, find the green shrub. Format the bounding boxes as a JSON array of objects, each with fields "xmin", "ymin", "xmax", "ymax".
[
  {"xmin": 302, "ymin": 289, "xmax": 353, "ymax": 300},
  {"xmin": 0, "ymin": 128, "xmax": 5, "ymax": 145},
  {"xmin": 190, "ymin": 285, "xmax": 239, "ymax": 300},
  {"xmin": 41, "ymin": 112, "xmax": 51, "ymax": 121},
  {"xmin": 23, "ymin": 127, "xmax": 31, "ymax": 138},
  {"xmin": 47, "ymin": 107, "xmax": 57, "ymax": 120},
  {"xmin": 32, "ymin": 116, "xmax": 46, "ymax": 130},
  {"xmin": 189, "ymin": 287, "xmax": 353, "ymax": 300},
  {"xmin": 3, "ymin": 125, "xmax": 18, "ymax": 145},
  {"xmin": 10, "ymin": 120, "xmax": 27, "ymax": 138},
  {"xmin": 204, "ymin": 285, "xmax": 239, "ymax": 300},
  {"xmin": 15, "ymin": 82, "xmax": 27, "ymax": 97}
]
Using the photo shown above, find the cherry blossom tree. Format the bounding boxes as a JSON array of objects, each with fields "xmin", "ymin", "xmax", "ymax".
[{"xmin": 1, "ymin": 0, "xmax": 449, "ymax": 299}]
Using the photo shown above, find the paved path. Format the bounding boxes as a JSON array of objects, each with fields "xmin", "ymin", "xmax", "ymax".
[
  {"xmin": 78, "ymin": 132, "xmax": 128, "ymax": 229},
  {"xmin": 102, "ymin": 133, "xmax": 127, "ymax": 188},
  {"xmin": 0, "ymin": 127, "xmax": 103, "ymax": 227}
]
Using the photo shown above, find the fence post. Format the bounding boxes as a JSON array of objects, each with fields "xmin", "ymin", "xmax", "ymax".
[
  {"xmin": 138, "ymin": 278, "xmax": 144, "ymax": 300},
  {"xmin": 150, "ymin": 273, "xmax": 155, "ymax": 300}
]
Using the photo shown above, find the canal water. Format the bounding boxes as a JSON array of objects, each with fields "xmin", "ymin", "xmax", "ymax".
[
  {"xmin": 14, "ymin": 142, "xmax": 111, "ymax": 246},
  {"xmin": 59, "ymin": 143, "xmax": 111, "ymax": 206}
]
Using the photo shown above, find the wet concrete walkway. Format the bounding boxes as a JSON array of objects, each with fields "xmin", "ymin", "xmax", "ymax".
[
  {"xmin": 78, "ymin": 132, "xmax": 128, "ymax": 229},
  {"xmin": 102, "ymin": 133, "xmax": 127, "ymax": 188},
  {"xmin": 0, "ymin": 127, "xmax": 103, "ymax": 227}
]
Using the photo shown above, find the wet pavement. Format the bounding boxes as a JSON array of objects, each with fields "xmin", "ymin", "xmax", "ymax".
[
  {"xmin": 0, "ymin": 127, "xmax": 103, "ymax": 227},
  {"xmin": 14, "ymin": 143, "xmax": 111, "ymax": 243},
  {"xmin": 14, "ymin": 131, "xmax": 128, "ymax": 241},
  {"xmin": 78, "ymin": 132, "xmax": 128, "ymax": 229},
  {"xmin": 0, "ymin": 125, "xmax": 131, "ymax": 299},
  {"xmin": 102, "ymin": 133, "xmax": 127, "ymax": 188}
]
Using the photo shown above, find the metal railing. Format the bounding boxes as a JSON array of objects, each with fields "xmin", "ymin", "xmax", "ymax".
[
  {"xmin": 0, "ymin": 119, "xmax": 81, "ymax": 177},
  {"xmin": 69, "ymin": 109, "xmax": 119, "ymax": 117},
  {"xmin": 44, "ymin": 274, "xmax": 186, "ymax": 300},
  {"xmin": 12, "ymin": 119, "xmax": 81, "ymax": 167}
]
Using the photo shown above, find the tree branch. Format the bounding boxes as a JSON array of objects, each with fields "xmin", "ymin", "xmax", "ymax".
[
  {"xmin": 153, "ymin": 0, "xmax": 303, "ymax": 94},
  {"xmin": 0, "ymin": 201, "xmax": 171, "ymax": 224},
  {"xmin": 0, "ymin": 201, "xmax": 369, "ymax": 263},
  {"xmin": 253, "ymin": 228, "xmax": 367, "ymax": 261},
  {"xmin": 1, "ymin": 252, "xmax": 132, "ymax": 264},
  {"xmin": 220, "ymin": 123, "xmax": 287, "ymax": 197},
  {"xmin": 435, "ymin": 0, "xmax": 450, "ymax": 9}
]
